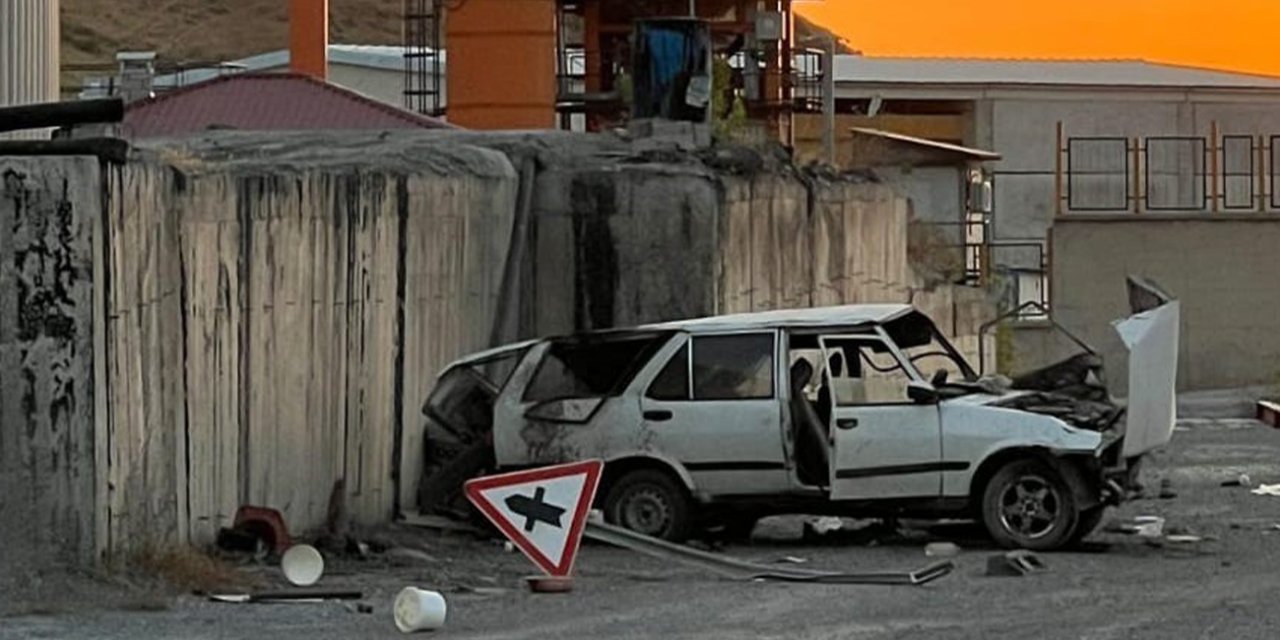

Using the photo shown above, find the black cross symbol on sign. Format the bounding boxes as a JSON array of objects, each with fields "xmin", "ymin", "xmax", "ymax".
[{"xmin": 505, "ymin": 487, "xmax": 567, "ymax": 533}]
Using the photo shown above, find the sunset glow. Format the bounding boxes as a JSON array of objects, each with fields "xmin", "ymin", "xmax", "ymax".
[{"xmin": 796, "ymin": 0, "xmax": 1280, "ymax": 77}]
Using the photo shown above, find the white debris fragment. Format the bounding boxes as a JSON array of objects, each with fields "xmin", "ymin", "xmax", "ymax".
[{"xmin": 1251, "ymin": 484, "xmax": 1280, "ymax": 496}]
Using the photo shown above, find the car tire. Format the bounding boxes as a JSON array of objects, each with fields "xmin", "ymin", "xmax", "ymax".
[
  {"xmin": 1069, "ymin": 506, "xmax": 1107, "ymax": 544},
  {"xmin": 981, "ymin": 458, "xmax": 1079, "ymax": 551},
  {"xmin": 603, "ymin": 469, "xmax": 692, "ymax": 542}
]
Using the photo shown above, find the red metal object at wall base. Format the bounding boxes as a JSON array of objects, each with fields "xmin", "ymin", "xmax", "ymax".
[{"xmin": 233, "ymin": 506, "xmax": 293, "ymax": 555}]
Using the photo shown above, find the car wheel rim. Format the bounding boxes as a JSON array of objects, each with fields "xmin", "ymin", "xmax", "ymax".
[
  {"xmin": 998, "ymin": 474, "xmax": 1062, "ymax": 540},
  {"xmin": 621, "ymin": 487, "xmax": 671, "ymax": 536}
]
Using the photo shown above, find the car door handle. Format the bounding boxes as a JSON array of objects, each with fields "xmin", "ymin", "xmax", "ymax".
[
  {"xmin": 836, "ymin": 418, "xmax": 859, "ymax": 431},
  {"xmin": 644, "ymin": 410, "xmax": 674, "ymax": 422}
]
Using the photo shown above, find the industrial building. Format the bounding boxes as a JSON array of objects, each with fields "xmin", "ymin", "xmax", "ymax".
[{"xmin": 812, "ymin": 57, "xmax": 1280, "ymax": 315}]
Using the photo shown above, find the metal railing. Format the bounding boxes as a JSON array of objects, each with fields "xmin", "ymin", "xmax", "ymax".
[{"xmin": 1057, "ymin": 124, "xmax": 1280, "ymax": 214}]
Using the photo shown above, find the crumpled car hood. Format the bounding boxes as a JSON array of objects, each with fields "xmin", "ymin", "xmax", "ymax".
[{"xmin": 976, "ymin": 277, "xmax": 1180, "ymax": 454}]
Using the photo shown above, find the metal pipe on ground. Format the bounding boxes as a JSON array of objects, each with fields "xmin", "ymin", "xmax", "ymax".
[{"xmin": 0, "ymin": 98, "xmax": 125, "ymax": 134}]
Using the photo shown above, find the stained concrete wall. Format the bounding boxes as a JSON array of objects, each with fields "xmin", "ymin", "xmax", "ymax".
[
  {"xmin": 100, "ymin": 134, "xmax": 517, "ymax": 551},
  {"xmin": 0, "ymin": 157, "xmax": 98, "ymax": 576},
  {"xmin": 3, "ymin": 130, "xmax": 997, "ymax": 562},
  {"xmin": 511, "ymin": 144, "xmax": 994, "ymax": 367},
  {"xmin": 1050, "ymin": 214, "xmax": 1280, "ymax": 392}
]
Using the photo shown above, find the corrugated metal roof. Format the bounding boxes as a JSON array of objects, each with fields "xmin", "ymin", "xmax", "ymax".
[
  {"xmin": 122, "ymin": 73, "xmax": 453, "ymax": 139},
  {"xmin": 833, "ymin": 57, "xmax": 1280, "ymax": 90}
]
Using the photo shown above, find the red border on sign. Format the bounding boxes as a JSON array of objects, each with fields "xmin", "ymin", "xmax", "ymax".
[{"xmin": 464, "ymin": 460, "xmax": 603, "ymax": 577}]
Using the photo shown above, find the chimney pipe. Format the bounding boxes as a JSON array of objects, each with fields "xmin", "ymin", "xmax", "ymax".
[{"xmin": 290, "ymin": 0, "xmax": 328, "ymax": 79}]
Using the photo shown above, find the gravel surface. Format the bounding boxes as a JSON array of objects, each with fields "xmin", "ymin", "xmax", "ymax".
[{"xmin": 6, "ymin": 419, "xmax": 1280, "ymax": 639}]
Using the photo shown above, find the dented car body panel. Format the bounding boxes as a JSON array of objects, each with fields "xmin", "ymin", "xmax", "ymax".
[{"xmin": 421, "ymin": 290, "xmax": 1179, "ymax": 533}]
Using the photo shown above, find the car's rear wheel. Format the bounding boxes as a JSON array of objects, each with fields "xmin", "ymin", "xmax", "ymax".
[
  {"xmin": 603, "ymin": 469, "xmax": 692, "ymax": 542},
  {"xmin": 981, "ymin": 459, "xmax": 1079, "ymax": 551}
]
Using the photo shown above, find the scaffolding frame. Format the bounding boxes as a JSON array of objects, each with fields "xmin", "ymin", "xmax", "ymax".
[{"xmin": 404, "ymin": 0, "xmax": 445, "ymax": 116}]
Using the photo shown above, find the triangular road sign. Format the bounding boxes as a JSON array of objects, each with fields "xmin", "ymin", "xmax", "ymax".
[{"xmin": 464, "ymin": 460, "xmax": 604, "ymax": 577}]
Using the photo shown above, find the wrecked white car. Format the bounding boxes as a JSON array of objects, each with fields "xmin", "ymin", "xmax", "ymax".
[{"xmin": 418, "ymin": 284, "xmax": 1179, "ymax": 551}]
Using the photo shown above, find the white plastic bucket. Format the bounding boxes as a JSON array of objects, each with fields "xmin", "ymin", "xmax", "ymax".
[
  {"xmin": 394, "ymin": 587, "xmax": 448, "ymax": 633},
  {"xmin": 281, "ymin": 544, "xmax": 325, "ymax": 586}
]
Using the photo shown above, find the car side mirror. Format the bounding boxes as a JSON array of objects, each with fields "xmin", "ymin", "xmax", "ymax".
[{"xmin": 907, "ymin": 381, "xmax": 939, "ymax": 405}]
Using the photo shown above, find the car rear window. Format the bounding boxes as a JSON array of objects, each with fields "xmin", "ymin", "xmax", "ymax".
[{"xmin": 523, "ymin": 333, "xmax": 672, "ymax": 402}]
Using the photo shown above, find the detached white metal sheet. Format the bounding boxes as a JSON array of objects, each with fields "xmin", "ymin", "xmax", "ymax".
[{"xmin": 1116, "ymin": 301, "xmax": 1181, "ymax": 458}]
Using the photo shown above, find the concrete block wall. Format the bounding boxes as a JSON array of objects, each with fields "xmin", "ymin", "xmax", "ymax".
[
  {"xmin": 982, "ymin": 95, "xmax": 1280, "ymax": 271},
  {"xmin": 1051, "ymin": 214, "xmax": 1280, "ymax": 392}
]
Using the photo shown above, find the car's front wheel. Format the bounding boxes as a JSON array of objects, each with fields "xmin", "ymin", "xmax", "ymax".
[
  {"xmin": 603, "ymin": 469, "xmax": 692, "ymax": 542},
  {"xmin": 981, "ymin": 459, "xmax": 1079, "ymax": 551}
]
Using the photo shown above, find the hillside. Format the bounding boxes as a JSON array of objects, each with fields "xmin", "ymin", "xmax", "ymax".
[{"xmin": 61, "ymin": 0, "xmax": 851, "ymax": 70}]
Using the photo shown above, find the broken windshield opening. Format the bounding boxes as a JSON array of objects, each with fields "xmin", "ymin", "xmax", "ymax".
[
  {"xmin": 522, "ymin": 332, "xmax": 674, "ymax": 403},
  {"xmin": 422, "ymin": 346, "xmax": 532, "ymax": 441},
  {"xmin": 881, "ymin": 311, "xmax": 977, "ymax": 384}
]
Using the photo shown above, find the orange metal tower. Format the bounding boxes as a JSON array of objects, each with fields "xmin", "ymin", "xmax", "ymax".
[{"xmin": 446, "ymin": 0, "xmax": 559, "ymax": 129}]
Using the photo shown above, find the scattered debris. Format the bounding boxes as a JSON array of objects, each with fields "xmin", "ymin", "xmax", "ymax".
[
  {"xmin": 344, "ymin": 602, "xmax": 374, "ymax": 614},
  {"xmin": 281, "ymin": 544, "xmax": 325, "ymax": 587},
  {"xmin": 526, "ymin": 576, "xmax": 575, "ymax": 594},
  {"xmin": 402, "ymin": 513, "xmax": 485, "ymax": 536},
  {"xmin": 925, "ymin": 542, "xmax": 961, "ymax": 558},
  {"xmin": 800, "ymin": 518, "xmax": 898, "ymax": 546},
  {"xmin": 1105, "ymin": 516, "xmax": 1165, "ymax": 538},
  {"xmin": 393, "ymin": 587, "xmax": 448, "ymax": 633},
  {"xmin": 503, "ymin": 541, "xmax": 516, "ymax": 553},
  {"xmin": 1135, "ymin": 516, "xmax": 1165, "ymax": 538},
  {"xmin": 808, "ymin": 517, "xmax": 845, "ymax": 536},
  {"xmin": 1158, "ymin": 479, "xmax": 1177, "ymax": 499},
  {"xmin": 584, "ymin": 520, "xmax": 952, "ymax": 586},
  {"xmin": 454, "ymin": 586, "xmax": 509, "ymax": 597},
  {"xmin": 385, "ymin": 547, "xmax": 439, "ymax": 566},
  {"xmin": 1252, "ymin": 484, "xmax": 1280, "ymax": 497},
  {"xmin": 1222, "ymin": 473, "xmax": 1253, "ymax": 487},
  {"xmin": 1258, "ymin": 400, "xmax": 1280, "ymax": 428},
  {"xmin": 208, "ymin": 589, "xmax": 363, "ymax": 604},
  {"xmin": 986, "ymin": 550, "xmax": 1047, "ymax": 577}
]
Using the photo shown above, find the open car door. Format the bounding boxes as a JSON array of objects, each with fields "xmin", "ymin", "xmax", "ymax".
[{"xmin": 821, "ymin": 335, "xmax": 944, "ymax": 501}]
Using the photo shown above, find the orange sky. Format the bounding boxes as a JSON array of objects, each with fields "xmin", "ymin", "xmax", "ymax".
[{"xmin": 796, "ymin": 0, "xmax": 1280, "ymax": 77}]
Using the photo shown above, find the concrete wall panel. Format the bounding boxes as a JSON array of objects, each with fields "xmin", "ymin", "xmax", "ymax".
[
  {"xmin": 1051, "ymin": 215, "xmax": 1280, "ymax": 391},
  {"xmin": 0, "ymin": 156, "xmax": 98, "ymax": 574}
]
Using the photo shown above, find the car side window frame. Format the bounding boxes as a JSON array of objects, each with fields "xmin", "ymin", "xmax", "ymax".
[
  {"xmin": 643, "ymin": 330, "xmax": 779, "ymax": 402},
  {"xmin": 820, "ymin": 333, "xmax": 923, "ymax": 407},
  {"xmin": 645, "ymin": 341, "xmax": 691, "ymax": 401},
  {"xmin": 689, "ymin": 331, "xmax": 778, "ymax": 402}
]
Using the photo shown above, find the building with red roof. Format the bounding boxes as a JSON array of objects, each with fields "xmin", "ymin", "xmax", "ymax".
[{"xmin": 118, "ymin": 72, "xmax": 454, "ymax": 140}]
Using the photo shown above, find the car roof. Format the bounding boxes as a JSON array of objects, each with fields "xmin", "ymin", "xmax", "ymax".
[
  {"xmin": 443, "ymin": 305, "xmax": 917, "ymax": 372},
  {"xmin": 644, "ymin": 304, "xmax": 916, "ymax": 333}
]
